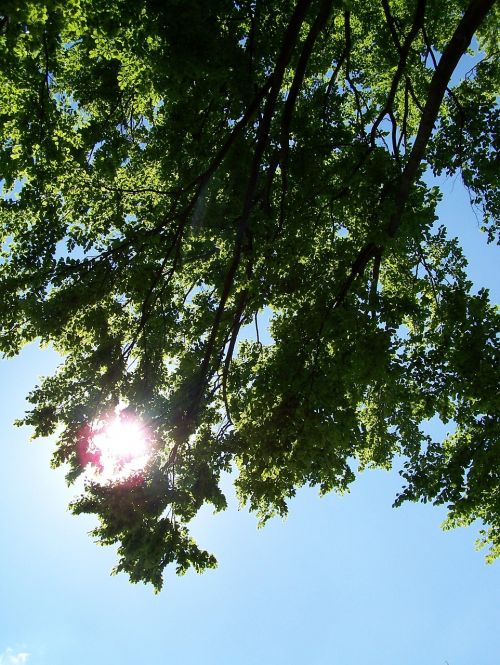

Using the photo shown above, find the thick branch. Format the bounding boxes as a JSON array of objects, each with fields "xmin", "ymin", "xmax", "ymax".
[
  {"xmin": 389, "ymin": 0, "xmax": 495, "ymax": 235},
  {"xmin": 332, "ymin": 0, "xmax": 495, "ymax": 310}
]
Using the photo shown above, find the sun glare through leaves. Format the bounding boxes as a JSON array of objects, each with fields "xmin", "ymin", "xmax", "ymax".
[{"xmin": 82, "ymin": 408, "xmax": 151, "ymax": 484}]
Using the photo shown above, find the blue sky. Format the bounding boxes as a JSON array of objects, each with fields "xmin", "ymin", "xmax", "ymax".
[{"xmin": 1, "ymin": 171, "xmax": 499, "ymax": 665}]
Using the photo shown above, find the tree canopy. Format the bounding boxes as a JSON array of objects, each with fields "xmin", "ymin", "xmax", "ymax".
[{"xmin": 0, "ymin": 0, "xmax": 499, "ymax": 590}]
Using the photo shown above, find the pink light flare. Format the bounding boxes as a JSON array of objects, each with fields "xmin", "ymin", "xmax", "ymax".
[{"xmin": 79, "ymin": 408, "xmax": 152, "ymax": 484}]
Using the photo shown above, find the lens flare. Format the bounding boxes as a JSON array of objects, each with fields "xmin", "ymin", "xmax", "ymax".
[{"xmin": 83, "ymin": 409, "xmax": 151, "ymax": 483}]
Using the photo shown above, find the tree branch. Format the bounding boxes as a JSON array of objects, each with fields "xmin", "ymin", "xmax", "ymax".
[
  {"xmin": 190, "ymin": 0, "xmax": 316, "ymax": 419},
  {"xmin": 380, "ymin": 0, "xmax": 424, "ymax": 113},
  {"xmin": 333, "ymin": 0, "xmax": 495, "ymax": 312},
  {"xmin": 389, "ymin": 0, "xmax": 495, "ymax": 235},
  {"xmin": 370, "ymin": 0, "xmax": 427, "ymax": 145}
]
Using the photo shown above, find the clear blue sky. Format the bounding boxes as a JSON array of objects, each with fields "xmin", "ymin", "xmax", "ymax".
[{"xmin": 1, "ymin": 175, "xmax": 499, "ymax": 665}]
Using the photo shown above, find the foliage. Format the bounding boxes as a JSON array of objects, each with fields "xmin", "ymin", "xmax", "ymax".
[{"xmin": 0, "ymin": 0, "xmax": 498, "ymax": 590}]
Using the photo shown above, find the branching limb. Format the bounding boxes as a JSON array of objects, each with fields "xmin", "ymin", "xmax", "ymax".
[
  {"xmin": 380, "ymin": 0, "xmax": 424, "ymax": 113},
  {"xmin": 334, "ymin": 0, "xmax": 495, "ymax": 311},
  {"xmin": 195, "ymin": 0, "xmax": 315, "ymax": 398},
  {"xmin": 389, "ymin": 0, "xmax": 495, "ymax": 236},
  {"xmin": 370, "ymin": 0, "xmax": 427, "ymax": 146}
]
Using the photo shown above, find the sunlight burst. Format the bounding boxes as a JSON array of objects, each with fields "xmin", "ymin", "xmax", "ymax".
[{"xmin": 84, "ymin": 409, "xmax": 151, "ymax": 483}]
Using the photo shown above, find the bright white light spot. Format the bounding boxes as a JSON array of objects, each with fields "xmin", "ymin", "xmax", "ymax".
[{"xmin": 85, "ymin": 408, "xmax": 151, "ymax": 484}]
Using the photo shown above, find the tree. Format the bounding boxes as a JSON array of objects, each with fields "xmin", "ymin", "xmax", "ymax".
[{"xmin": 0, "ymin": 0, "xmax": 498, "ymax": 590}]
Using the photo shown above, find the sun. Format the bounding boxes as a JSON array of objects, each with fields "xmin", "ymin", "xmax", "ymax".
[{"xmin": 84, "ymin": 409, "xmax": 151, "ymax": 483}]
